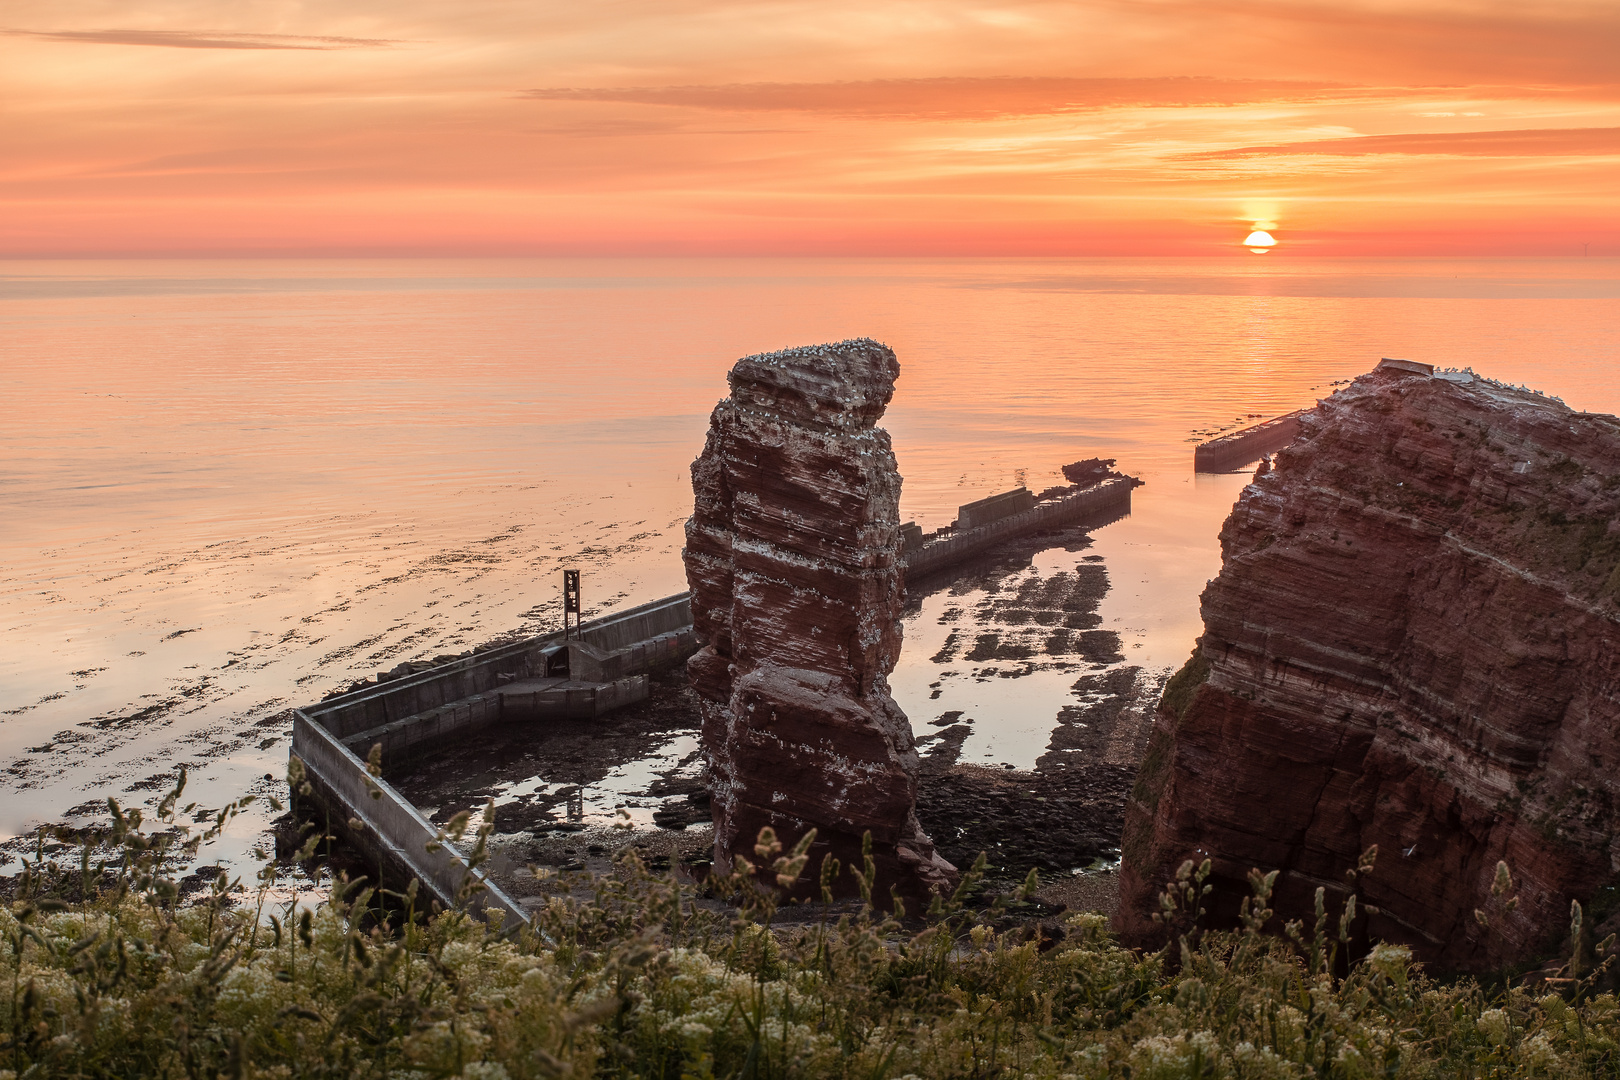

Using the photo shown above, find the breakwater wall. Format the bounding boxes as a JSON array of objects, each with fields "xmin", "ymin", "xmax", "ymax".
[
  {"xmin": 290, "ymin": 593, "xmax": 694, "ymax": 930},
  {"xmin": 902, "ymin": 477, "xmax": 1135, "ymax": 578},
  {"xmin": 1193, "ymin": 411, "xmax": 1304, "ymax": 473},
  {"xmin": 290, "ymin": 477, "xmax": 1135, "ymax": 919},
  {"xmin": 307, "ymin": 594, "xmax": 693, "ymax": 745}
]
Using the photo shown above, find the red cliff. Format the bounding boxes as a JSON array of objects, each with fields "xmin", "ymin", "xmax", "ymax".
[
  {"xmin": 684, "ymin": 339, "xmax": 955, "ymax": 901},
  {"xmin": 1118, "ymin": 365, "xmax": 1620, "ymax": 971}
]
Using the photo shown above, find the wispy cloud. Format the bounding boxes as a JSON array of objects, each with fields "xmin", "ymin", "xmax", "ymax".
[
  {"xmin": 1192, "ymin": 126, "xmax": 1620, "ymax": 159},
  {"xmin": 2, "ymin": 28, "xmax": 399, "ymax": 50},
  {"xmin": 521, "ymin": 76, "xmax": 1350, "ymax": 120},
  {"xmin": 1147, "ymin": 0, "xmax": 1620, "ymax": 85},
  {"xmin": 4, "ymin": 1, "xmax": 1620, "ymax": 254}
]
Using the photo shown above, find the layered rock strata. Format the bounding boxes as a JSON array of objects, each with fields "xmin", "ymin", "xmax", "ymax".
[
  {"xmin": 1118, "ymin": 366, "xmax": 1620, "ymax": 971},
  {"xmin": 684, "ymin": 339, "xmax": 956, "ymax": 901}
]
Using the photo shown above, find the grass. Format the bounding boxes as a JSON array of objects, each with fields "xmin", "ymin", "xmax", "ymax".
[
  {"xmin": 3, "ymin": 769, "xmax": 1620, "ymax": 1079},
  {"xmin": 1158, "ymin": 651, "xmax": 1211, "ymax": 724}
]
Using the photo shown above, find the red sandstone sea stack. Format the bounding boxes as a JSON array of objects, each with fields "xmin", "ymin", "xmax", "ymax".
[
  {"xmin": 1118, "ymin": 364, "xmax": 1620, "ymax": 971},
  {"xmin": 684, "ymin": 338, "xmax": 956, "ymax": 901}
]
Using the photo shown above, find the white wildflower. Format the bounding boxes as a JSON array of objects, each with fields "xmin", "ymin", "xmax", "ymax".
[
  {"xmin": 1367, "ymin": 942, "xmax": 1411, "ymax": 981},
  {"xmin": 1476, "ymin": 1007, "xmax": 1510, "ymax": 1046},
  {"xmin": 439, "ymin": 940, "xmax": 482, "ymax": 973},
  {"xmin": 1128, "ymin": 1031, "xmax": 1223, "ymax": 1078},
  {"xmin": 1516, "ymin": 1033, "xmax": 1561, "ymax": 1072}
]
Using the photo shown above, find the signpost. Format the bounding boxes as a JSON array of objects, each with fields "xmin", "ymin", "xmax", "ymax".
[{"xmin": 562, "ymin": 569, "xmax": 580, "ymax": 638}]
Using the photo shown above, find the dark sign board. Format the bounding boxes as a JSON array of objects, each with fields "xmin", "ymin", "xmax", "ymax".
[{"xmin": 562, "ymin": 569, "xmax": 580, "ymax": 638}]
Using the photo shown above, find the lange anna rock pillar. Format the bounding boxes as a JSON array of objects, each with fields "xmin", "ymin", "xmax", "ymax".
[{"xmin": 683, "ymin": 338, "xmax": 956, "ymax": 902}]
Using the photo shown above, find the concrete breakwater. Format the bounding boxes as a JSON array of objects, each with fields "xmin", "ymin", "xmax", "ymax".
[
  {"xmin": 903, "ymin": 477, "xmax": 1135, "ymax": 578},
  {"xmin": 1193, "ymin": 411, "xmax": 1304, "ymax": 473},
  {"xmin": 290, "ymin": 472, "xmax": 1133, "ymax": 922},
  {"xmin": 291, "ymin": 594, "xmax": 695, "ymax": 930}
]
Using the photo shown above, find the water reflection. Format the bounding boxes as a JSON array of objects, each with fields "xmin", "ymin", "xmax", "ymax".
[{"xmin": 2, "ymin": 256, "xmax": 1616, "ymax": 870}]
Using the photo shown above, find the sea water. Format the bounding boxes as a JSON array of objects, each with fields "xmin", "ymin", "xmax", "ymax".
[{"xmin": 2, "ymin": 256, "xmax": 1617, "ymax": 863}]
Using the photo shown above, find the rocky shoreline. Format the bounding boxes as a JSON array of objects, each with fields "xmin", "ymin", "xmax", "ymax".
[{"xmin": 378, "ymin": 516, "xmax": 1157, "ymax": 910}]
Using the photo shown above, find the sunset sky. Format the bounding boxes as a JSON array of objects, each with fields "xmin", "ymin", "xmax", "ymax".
[{"xmin": 3, "ymin": 1, "xmax": 1617, "ymax": 256}]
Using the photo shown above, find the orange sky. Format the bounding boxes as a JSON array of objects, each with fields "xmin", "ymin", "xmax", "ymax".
[{"xmin": 3, "ymin": 1, "xmax": 1617, "ymax": 256}]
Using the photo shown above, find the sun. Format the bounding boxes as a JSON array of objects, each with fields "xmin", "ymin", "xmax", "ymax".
[{"xmin": 1244, "ymin": 229, "xmax": 1277, "ymax": 254}]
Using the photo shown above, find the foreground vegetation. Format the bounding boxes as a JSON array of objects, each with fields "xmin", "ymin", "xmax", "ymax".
[{"xmin": 3, "ymin": 770, "xmax": 1618, "ymax": 1079}]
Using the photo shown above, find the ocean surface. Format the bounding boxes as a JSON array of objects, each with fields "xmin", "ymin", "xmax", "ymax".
[{"xmin": 3, "ymin": 256, "xmax": 1617, "ymax": 868}]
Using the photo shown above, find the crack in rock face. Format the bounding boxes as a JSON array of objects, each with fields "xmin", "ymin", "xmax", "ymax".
[
  {"xmin": 1116, "ymin": 365, "xmax": 1620, "ymax": 972},
  {"xmin": 684, "ymin": 339, "xmax": 957, "ymax": 902}
]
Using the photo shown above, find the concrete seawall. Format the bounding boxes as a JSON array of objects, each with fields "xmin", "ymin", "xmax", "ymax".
[
  {"xmin": 308, "ymin": 594, "xmax": 694, "ymax": 744},
  {"xmin": 290, "ymin": 593, "xmax": 695, "ymax": 929},
  {"xmin": 902, "ymin": 477, "xmax": 1135, "ymax": 578},
  {"xmin": 290, "ymin": 478, "xmax": 1134, "ymax": 918},
  {"xmin": 293, "ymin": 709, "xmax": 532, "ymax": 931},
  {"xmin": 1193, "ymin": 411, "xmax": 1304, "ymax": 473}
]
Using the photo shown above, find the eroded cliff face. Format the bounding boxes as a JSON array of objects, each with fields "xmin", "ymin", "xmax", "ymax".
[
  {"xmin": 684, "ymin": 339, "xmax": 956, "ymax": 901},
  {"xmin": 1118, "ymin": 366, "xmax": 1620, "ymax": 971}
]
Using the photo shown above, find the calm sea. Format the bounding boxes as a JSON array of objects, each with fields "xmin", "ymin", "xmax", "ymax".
[{"xmin": 2, "ymin": 256, "xmax": 1617, "ymax": 864}]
